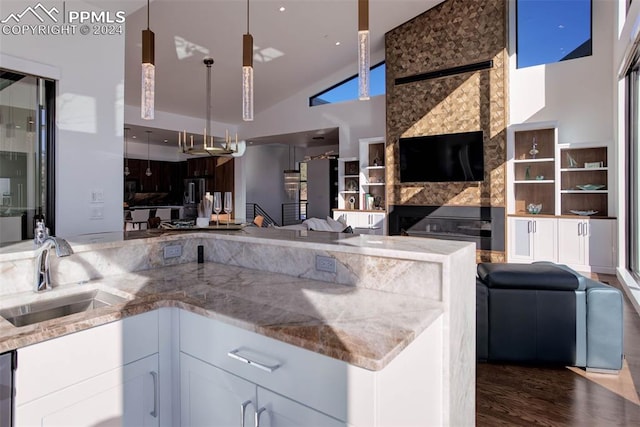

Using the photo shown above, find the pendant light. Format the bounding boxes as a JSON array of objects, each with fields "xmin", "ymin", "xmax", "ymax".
[
  {"xmin": 283, "ymin": 145, "xmax": 300, "ymax": 199},
  {"xmin": 141, "ymin": 0, "xmax": 155, "ymax": 120},
  {"xmin": 242, "ymin": 0, "xmax": 254, "ymax": 121},
  {"xmin": 145, "ymin": 130, "xmax": 152, "ymax": 176},
  {"xmin": 358, "ymin": 0, "xmax": 370, "ymax": 100},
  {"xmin": 124, "ymin": 127, "xmax": 130, "ymax": 176}
]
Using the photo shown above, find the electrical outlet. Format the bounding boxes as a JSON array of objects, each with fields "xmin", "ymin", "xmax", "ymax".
[
  {"xmin": 89, "ymin": 206, "xmax": 104, "ymax": 219},
  {"xmin": 315, "ymin": 255, "xmax": 336, "ymax": 273},
  {"xmin": 164, "ymin": 244, "xmax": 182, "ymax": 259}
]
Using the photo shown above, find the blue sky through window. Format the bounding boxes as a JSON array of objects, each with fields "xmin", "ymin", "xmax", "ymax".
[
  {"xmin": 517, "ymin": 0, "xmax": 592, "ymax": 68},
  {"xmin": 310, "ymin": 63, "xmax": 385, "ymax": 106}
]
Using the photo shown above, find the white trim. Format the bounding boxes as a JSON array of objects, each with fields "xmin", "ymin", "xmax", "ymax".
[
  {"xmin": 0, "ymin": 53, "xmax": 60, "ymax": 80},
  {"xmin": 617, "ymin": 267, "xmax": 640, "ymax": 317}
]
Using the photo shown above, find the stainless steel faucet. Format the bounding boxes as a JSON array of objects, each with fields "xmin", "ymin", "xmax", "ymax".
[{"xmin": 34, "ymin": 236, "xmax": 74, "ymax": 292}]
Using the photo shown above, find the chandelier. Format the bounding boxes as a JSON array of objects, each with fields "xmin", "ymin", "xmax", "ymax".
[{"xmin": 178, "ymin": 58, "xmax": 237, "ymax": 156}]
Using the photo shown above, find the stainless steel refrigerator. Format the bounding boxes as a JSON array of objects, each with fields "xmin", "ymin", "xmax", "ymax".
[{"xmin": 183, "ymin": 178, "xmax": 206, "ymax": 220}]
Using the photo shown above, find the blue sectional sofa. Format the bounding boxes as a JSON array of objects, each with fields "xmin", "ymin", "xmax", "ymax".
[{"xmin": 476, "ymin": 261, "xmax": 624, "ymax": 372}]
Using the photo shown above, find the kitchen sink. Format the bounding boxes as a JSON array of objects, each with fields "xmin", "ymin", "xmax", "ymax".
[{"xmin": 0, "ymin": 290, "xmax": 129, "ymax": 327}]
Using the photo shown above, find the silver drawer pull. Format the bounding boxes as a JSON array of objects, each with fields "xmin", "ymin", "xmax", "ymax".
[
  {"xmin": 149, "ymin": 371, "xmax": 158, "ymax": 418},
  {"xmin": 255, "ymin": 407, "xmax": 268, "ymax": 427},
  {"xmin": 241, "ymin": 400, "xmax": 253, "ymax": 427},
  {"xmin": 228, "ymin": 349, "xmax": 281, "ymax": 373}
]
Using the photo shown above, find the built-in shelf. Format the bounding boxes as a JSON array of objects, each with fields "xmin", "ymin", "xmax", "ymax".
[
  {"xmin": 513, "ymin": 158, "xmax": 555, "ymax": 164},
  {"xmin": 560, "ymin": 190, "xmax": 608, "ymax": 194},
  {"xmin": 512, "ymin": 127, "xmax": 556, "ymax": 215},
  {"xmin": 343, "ymin": 174, "xmax": 359, "ymax": 178},
  {"xmin": 362, "ymin": 183, "xmax": 385, "ymax": 186},
  {"xmin": 339, "ymin": 191, "xmax": 359, "ymax": 194},
  {"xmin": 364, "ymin": 166, "xmax": 386, "ymax": 170},
  {"xmin": 560, "ymin": 167, "xmax": 608, "ymax": 172}
]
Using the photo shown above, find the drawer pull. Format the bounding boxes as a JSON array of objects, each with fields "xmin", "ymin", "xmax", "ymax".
[
  {"xmin": 241, "ymin": 400, "xmax": 253, "ymax": 427},
  {"xmin": 150, "ymin": 371, "xmax": 158, "ymax": 418},
  {"xmin": 255, "ymin": 407, "xmax": 268, "ymax": 427},
  {"xmin": 227, "ymin": 349, "xmax": 281, "ymax": 373}
]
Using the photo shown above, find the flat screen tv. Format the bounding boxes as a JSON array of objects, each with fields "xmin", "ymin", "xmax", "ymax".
[{"xmin": 399, "ymin": 131, "xmax": 484, "ymax": 182}]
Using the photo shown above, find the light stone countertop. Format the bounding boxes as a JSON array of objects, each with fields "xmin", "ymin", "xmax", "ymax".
[
  {"xmin": 0, "ymin": 226, "xmax": 471, "ymax": 262},
  {"xmin": 0, "ymin": 261, "xmax": 443, "ymax": 371}
]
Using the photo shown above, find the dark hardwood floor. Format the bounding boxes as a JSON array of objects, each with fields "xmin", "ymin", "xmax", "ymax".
[{"xmin": 476, "ymin": 274, "xmax": 640, "ymax": 426}]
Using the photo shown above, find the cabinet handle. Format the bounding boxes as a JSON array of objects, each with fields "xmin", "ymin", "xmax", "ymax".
[
  {"xmin": 255, "ymin": 407, "xmax": 267, "ymax": 427},
  {"xmin": 578, "ymin": 222, "xmax": 582, "ymax": 236},
  {"xmin": 584, "ymin": 222, "xmax": 589, "ymax": 236},
  {"xmin": 533, "ymin": 221, "xmax": 537, "ymax": 233},
  {"xmin": 241, "ymin": 400, "xmax": 253, "ymax": 427},
  {"xmin": 228, "ymin": 349, "xmax": 281, "ymax": 373},
  {"xmin": 150, "ymin": 371, "xmax": 158, "ymax": 418},
  {"xmin": 527, "ymin": 221, "xmax": 532, "ymax": 233}
]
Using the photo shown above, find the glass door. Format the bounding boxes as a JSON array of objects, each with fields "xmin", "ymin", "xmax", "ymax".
[{"xmin": 0, "ymin": 70, "xmax": 53, "ymax": 245}]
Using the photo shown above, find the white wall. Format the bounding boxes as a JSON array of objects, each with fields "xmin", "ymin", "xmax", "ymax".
[
  {"xmin": 238, "ymin": 50, "xmax": 387, "ymax": 159},
  {"xmin": 509, "ymin": 0, "xmax": 615, "ymax": 145},
  {"xmin": 306, "ymin": 159, "xmax": 332, "ymax": 220},
  {"xmin": 244, "ymin": 144, "xmax": 290, "ymax": 225},
  {"xmin": 0, "ymin": 0, "xmax": 130, "ymax": 237}
]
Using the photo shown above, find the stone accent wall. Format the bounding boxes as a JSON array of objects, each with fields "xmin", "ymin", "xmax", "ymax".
[{"xmin": 385, "ymin": 0, "xmax": 507, "ymax": 209}]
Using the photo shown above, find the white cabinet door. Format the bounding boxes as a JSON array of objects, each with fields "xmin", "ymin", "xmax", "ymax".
[
  {"xmin": 531, "ymin": 218, "xmax": 557, "ymax": 262},
  {"xmin": 508, "ymin": 217, "xmax": 534, "ymax": 261},
  {"xmin": 508, "ymin": 217, "xmax": 557, "ymax": 262},
  {"xmin": 557, "ymin": 218, "xmax": 585, "ymax": 266},
  {"xmin": 557, "ymin": 218, "xmax": 615, "ymax": 272},
  {"xmin": 180, "ymin": 353, "xmax": 255, "ymax": 427},
  {"xmin": 16, "ymin": 354, "xmax": 159, "ymax": 427},
  {"xmin": 585, "ymin": 219, "xmax": 615, "ymax": 270},
  {"xmin": 255, "ymin": 388, "xmax": 346, "ymax": 427}
]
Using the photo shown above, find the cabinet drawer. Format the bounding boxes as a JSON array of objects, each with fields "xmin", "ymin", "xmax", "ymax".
[
  {"xmin": 17, "ymin": 310, "xmax": 159, "ymax": 405},
  {"xmin": 179, "ymin": 310, "xmax": 373, "ymax": 424}
]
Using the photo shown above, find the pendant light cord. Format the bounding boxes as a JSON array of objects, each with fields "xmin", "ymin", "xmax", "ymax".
[
  {"xmin": 146, "ymin": 131, "xmax": 150, "ymax": 168},
  {"xmin": 147, "ymin": 0, "xmax": 150, "ymax": 30},
  {"xmin": 246, "ymin": 0, "xmax": 250, "ymax": 34}
]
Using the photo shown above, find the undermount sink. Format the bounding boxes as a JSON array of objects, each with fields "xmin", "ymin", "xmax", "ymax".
[{"xmin": 0, "ymin": 290, "xmax": 128, "ymax": 327}]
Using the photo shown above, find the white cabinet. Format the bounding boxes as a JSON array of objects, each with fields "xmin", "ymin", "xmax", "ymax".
[
  {"xmin": 181, "ymin": 353, "xmax": 254, "ymax": 427},
  {"xmin": 333, "ymin": 210, "xmax": 385, "ymax": 235},
  {"xmin": 179, "ymin": 309, "xmax": 445, "ymax": 426},
  {"xmin": 17, "ymin": 354, "xmax": 159, "ymax": 427},
  {"xmin": 508, "ymin": 216, "xmax": 557, "ymax": 262},
  {"xmin": 180, "ymin": 353, "xmax": 343, "ymax": 427},
  {"xmin": 15, "ymin": 310, "xmax": 160, "ymax": 427},
  {"xmin": 557, "ymin": 218, "xmax": 616, "ymax": 273},
  {"xmin": 508, "ymin": 216, "xmax": 616, "ymax": 273}
]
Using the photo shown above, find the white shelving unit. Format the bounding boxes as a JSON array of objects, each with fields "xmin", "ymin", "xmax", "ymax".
[
  {"xmin": 333, "ymin": 137, "xmax": 387, "ymax": 235},
  {"xmin": 506, "ymin": 122, "xmax": 616, "ymax": 273}
]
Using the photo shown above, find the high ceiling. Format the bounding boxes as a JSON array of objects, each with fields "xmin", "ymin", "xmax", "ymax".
[{"xmin": 124, "ymin": 0, "xmax": 443, "ymax": 144}]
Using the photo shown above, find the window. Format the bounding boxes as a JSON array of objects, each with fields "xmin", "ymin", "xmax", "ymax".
[
  {"xmin": 516, "ymin": 0, "xmax": 592, "ymax": 69},
  {"xmin": 309, "ymin": 62, "xmax": 385, "ymax": 106},
  {"xmin": 0, "ymin": 69, "xmax": 55, "ymax": 245},
  {"xmin": 627, "ymin": 59, "xmax": 640, "ymax": 280}
]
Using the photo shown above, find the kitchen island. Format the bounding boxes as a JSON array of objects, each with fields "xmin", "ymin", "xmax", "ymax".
[{"xmin": 0, "ymin": 229, "xmax": 475, "ymax": 426}]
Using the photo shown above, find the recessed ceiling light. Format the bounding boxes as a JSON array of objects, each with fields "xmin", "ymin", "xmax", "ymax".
[
  {"xmin": 335, "ymin": 41, "xmax": 341, "ymax": 46},
  {"xmin": 279, "ymin": 6, "xmax": 285, "ymax": 12},
  {"xmin": 163, "ymin": 139, "xmax": 168, "ymax": 143},
  {"xmin": 132, "ymin": 135, "xmax": 137, "ymax": 139}
]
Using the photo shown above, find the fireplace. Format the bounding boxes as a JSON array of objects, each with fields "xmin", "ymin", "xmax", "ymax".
[{"xmin": 388, "ymin": 205, "xmax": 505, "ymax": 252}]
